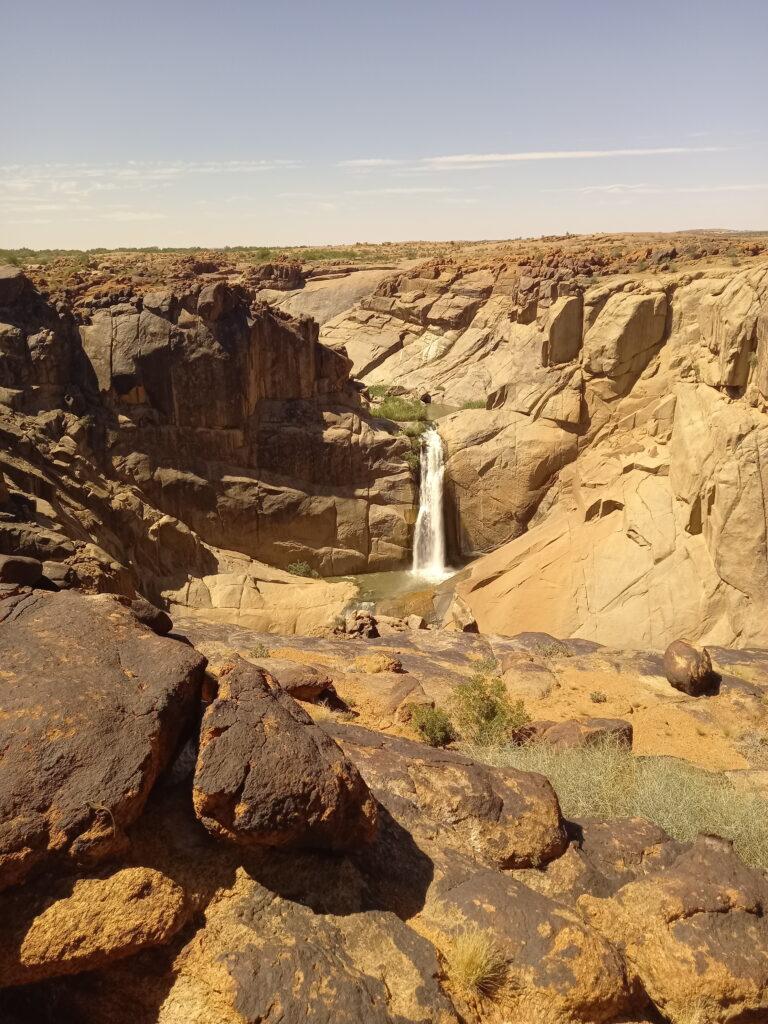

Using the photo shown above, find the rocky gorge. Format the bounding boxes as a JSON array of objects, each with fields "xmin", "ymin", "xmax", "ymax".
[{"xmin": 1, "ymin": 233, "xmax": 768, "ymax": 1024}]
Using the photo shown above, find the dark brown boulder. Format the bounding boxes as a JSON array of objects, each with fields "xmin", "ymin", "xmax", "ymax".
[
  {"xmin": 524, "ymin": 717, "xmax": 634, "ymax": 749},
  {"xmin": 581, "ymin": 834, "xmax": 768, "ymax": 1022},
  {"xmin": 326, "ymin": 722, "xmax": 567, "ymax": 870},
  {"xmin": 193, "ymin": 658, "xmax": 378, "ymax": 851},
  {"xmin": 0, "ymin": 554, "xmax": 42, "ymax": 587},
  {"xmin": 663, "ymin": 639, "xmax": 717, "ymax": 695},
  {"xmin": 130, "ymin": 596, "xmax": 173, "ymax": 636},
  {"xmin": 0, "ymin": 591, "xmax": 206, "ymax": 890}
]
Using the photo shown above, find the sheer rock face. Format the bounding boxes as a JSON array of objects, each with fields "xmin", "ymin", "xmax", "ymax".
[
  {"xmin": 0, "ymin": 589, "xmax": 206, "ymax": 890},
  {"xmin": 0, "ymin": 272, "xmax": 415, "ymax": 600},
  {"xmin": 193, "ymin": 658, "xmax": 379, "ymax": 851}
]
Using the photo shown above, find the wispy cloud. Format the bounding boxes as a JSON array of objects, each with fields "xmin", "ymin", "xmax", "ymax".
[
  {"xmin": 420, "ymin": 146, "xmax": 725, "ymax": 170},
  {"xmin": 337, "ymin": 158, "xmax": 405, "ymax": 168},
  {"xmin": 545, "ymin": 181, "xmax": 768, "ymax": 195},
  {"xmin": 344, "ymin": 186, "xmax": 455, "ymax": 196}
]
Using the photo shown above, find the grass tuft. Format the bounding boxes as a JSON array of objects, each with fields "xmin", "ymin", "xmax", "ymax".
[
  {"xmin": 377, "ymin": 396, "xmax": 428, "ymax": 422},
  {"xmin": 286, "ymin": 561, "xmax": 320, "ymax": 579},
  {"xmin": 445, "ymin": 925, "xmax": 507, "ymax": 997},
  {"xmin": 473, "ymin": 739, "xmax": 768, "ymax": 870},
  {"xmin": 250, "ymin": 642, "xmax": 271, "ymax": 659}
]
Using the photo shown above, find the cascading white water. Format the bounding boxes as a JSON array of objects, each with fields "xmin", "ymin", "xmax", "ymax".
[{"xmin": 412, "ymin": 427, "xmax": 449, "ymax": 579}]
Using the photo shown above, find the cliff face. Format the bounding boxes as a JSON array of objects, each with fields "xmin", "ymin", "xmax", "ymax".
[
  {"xmin": 0, "ymin": 267, "xmax": 415, "ymax": 612},
  {"xmin": 321, "ymin": 250, "xmax": 768, "ymax": 648}
]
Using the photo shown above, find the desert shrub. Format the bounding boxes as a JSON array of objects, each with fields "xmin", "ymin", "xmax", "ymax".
[
  {"xmin": 411, "ymin": 705, "xmax": 456, "ymax": 747},
  {"xmin": 445, "ymin": 925, "xmax": 507, "ymax": 997},
  {"xmin": 377, "ymin": 396, "xmax": 427, "ymax": 422},
  {"xmin": 534, "ymin": 639, "xmax": 572, "ymax": 659},
  {"xmin": 451, "ymin": 672, "xmax": 529, "ymax": 747},
  {"xmin": 461, "ymin": 399, "xmax": 487, "ymax": 410},
  {"xmin": 473, "ymin": 656, "xmax": 498, "ymax": 674},
  {"xmin": 404, "ymin": 450, "xmax": 420, "ymax": 472},
  {"xmin": 250, "ymin": 642, "xmax": 271, "ymax": 659},
  {"xmin": 402, "ymin": 420, "xmax": 429, "ymax": 438},
  {"xmin": 286, "ymin": 561, "xmax": 320, "ymax": 578},
  {"xmin": 367, "ymin": 383, "xmax": 391, "ymax": 399},
  {"xmin": 589, "ymin": 690, "xmax": 608, "ymax": 704},
  {"xmin": 475, "ymin": 739, "xmax": 768, "ymax": 870}
]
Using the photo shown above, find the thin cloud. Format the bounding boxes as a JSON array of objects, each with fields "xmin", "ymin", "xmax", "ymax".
[
  {"xmin": 345, "ymin": 186, "xmax": 455, "ymax": 196},
  {"xmin": 421, "ymin": 146, "xmax": 725, "ymax": 169},
  {"xmin": 337, "ymin": 158, "xmax": 405, "ymax": 168},
  {"xmin": 545, "ymin": 182, "xmax": 768, "ymax": 195}
]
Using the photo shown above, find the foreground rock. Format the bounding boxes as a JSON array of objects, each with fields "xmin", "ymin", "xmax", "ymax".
[
  {"xmin": 0, "ymin": 590, "xmax": 205, "ymax": 890},
  {"xmin": 193, "ymin": 658, "xmax": 378, "ymax": 851},
  {"xmin": 0, "ymin": 867, "xmax": 187, "ymax": 986},
  {"xmin": 581, "ymin": 835, "xmax": 768, "ymax": 1022},
  {"xmin": 326, "ymin": 723, "xmax": 568, "ymax": 870}
]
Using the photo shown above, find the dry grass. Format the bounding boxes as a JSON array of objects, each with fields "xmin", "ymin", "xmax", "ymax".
[
  {"xmin": 444, "ymin": 925, "xmax": 508, "ymax": 997},
  {"xmin": 473, "ymin": 739, "xmax": 768, "ymax": 870}
]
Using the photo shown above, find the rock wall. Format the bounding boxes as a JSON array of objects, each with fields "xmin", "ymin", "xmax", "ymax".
[{"xmin": 0, "ymin": 266, "xmax": 415, "ymax": 619}]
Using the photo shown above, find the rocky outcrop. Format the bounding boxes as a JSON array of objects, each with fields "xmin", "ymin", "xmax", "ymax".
[{"xmin": 0, "ymin": 589, "xmax": 205, "ymax": 890}]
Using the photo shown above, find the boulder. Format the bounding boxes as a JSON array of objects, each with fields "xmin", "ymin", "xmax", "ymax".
[
  {"xmin": 130, "ymin": 595, "xmax": 173, "ymax": 636},
  {"xmin": 327, "ymin": 723, "xmax": 567, "ymax": 870},
  {"xmin": 0, "ymin": 590, "xmax": 206, "ymax": 890},
  {"xmin": 0, "ymin": 554, "xmax": 42, "ymax": 586},
  {"xmin": 344, "ymin": 610, "xmax": 379, "ymax": 638},
  {"xmin": 580, "ymin": 834, "xmax": 768, "ymax": 1023},
  {"xmin": 193, "ymin": 657, "xmax": 378, "ymax": 851},
  {"xmin": 41, "ymin": 560, "xmax": 76, "ymax": 590},
  {"xmin": 525, "ymin": 717, "xmax": 634, "ymax": 750},
  {"xmin": 253, "ymin": 657, "xmax": 335, "ymax": 702},
  {"xmin": 0, "ymin": 867, "xmax": 187, "ymax": 986},
  {"xmin": 663, "ymin": 639, "xmax": 717, "ymax": 696}
]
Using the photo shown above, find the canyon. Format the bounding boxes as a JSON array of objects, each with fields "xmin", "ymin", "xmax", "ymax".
[{"xmin": 2, "ymin": 232, "xmax": 768, "ymax": 1024}]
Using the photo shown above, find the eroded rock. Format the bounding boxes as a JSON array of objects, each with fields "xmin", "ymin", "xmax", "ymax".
[{"xmin": 193, "ymin": 657, "xmax": 378, "ymax": 851}]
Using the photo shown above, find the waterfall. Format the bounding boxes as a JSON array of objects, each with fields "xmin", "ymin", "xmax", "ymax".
[{"xmin": 412, "ymin": 427, "xmax": 449, "ymax": 579}]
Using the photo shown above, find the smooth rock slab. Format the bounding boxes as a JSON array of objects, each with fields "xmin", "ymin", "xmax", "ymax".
[
  {"xmin": 0, "ymin": 591, "xmax": 205, "ymax": 890},
  {"xmin": 193, "ymin": 657, "xmax": 378, "ymax": 851}
]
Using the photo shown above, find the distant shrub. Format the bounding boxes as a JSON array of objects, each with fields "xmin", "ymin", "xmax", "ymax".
[
  {"xmin": 475, "ymin": 739, "xmax": 768, "ymax": 870},
  {"xmin": 589, "ymin": 690, "xmax": 608, "ymax": 704},
  {"xmin": 404, "ymin": 450, "xmax": 420, "ymax": 472},
  {"xmin": 402, "ymin": 420, "xmax": 429, "ymax": 438},
  {"xmin": 451, "ymin": 672, "xmax": 529, "ymax": 747},
  {"xmin": 445, "ymin": 925, "xmax": 507, "ymax": 997},
  {"xmin": 250, "ymin": 642, "xmax": 271, "ymax": 659},
  {"xmin": 461, "ymin": 399, "xmax": 487, "ymax": 410},
  {"xmin": 411, "ymin": 705, "xmax": 456, "ymax": 747},
  {"xmin": 534, "ymin": 639, "xmax": 572, "ymax": 660},
  {"xmin": 286, "ymin": 561, "xmax": 320, "ymax": 578},
  {"xmin": 367, "ymin": 383, "xmax": 391, "ymax": 399},
  {"xmin": 378, "ymin": 396, "xmax": 427, "ymax": 422}
]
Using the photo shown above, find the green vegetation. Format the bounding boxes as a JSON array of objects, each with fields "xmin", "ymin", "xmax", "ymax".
[
  {"xmin": 461, "ymin": 399, "xmax": 487, "ymax": 410},
  {"xmin": 533, "ymin": 639, "xmax": 572, "ymax": 660},
  {"xmin": 403, "ymin": 450, "xmax": 420, "ymax": 473},
  {"xmin": 474, "ymin": 739, "xmax": 768, "ymax": 870},
  {"xmin": 367, "ymin": 384, "xmax": 392, "ymax": 399},
  {"xmin": 377, "ymin": 396, "xmax": 428, "ymax": 422},
  {"xmin": 410, "ymin": 705, "xmax": 456, "ymax": 747},
  {"xmin": 589, "ymin": 690, "xmax": 608, "ymax": 704},
  {"xmin": 451, "ymin": 671, "xmax": 529, "ymax": 747},
  {"xmin": 250, "ymin": 642, "xmax": 271, "ymax": 659},
  {"xmin": 444, "ymin": 925, "xmax": 508, "ymax": 997},
  {"xmin": 286, "ymin": 561, "xmax": 320, "ymax": 579}
]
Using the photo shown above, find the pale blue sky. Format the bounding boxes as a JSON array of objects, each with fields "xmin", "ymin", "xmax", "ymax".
[{"xmin": 2, "ymin": 0, "xmax": 766, "ymax": 247}]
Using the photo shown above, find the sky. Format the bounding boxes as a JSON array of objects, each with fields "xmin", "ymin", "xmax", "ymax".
[{"xmin": 2, "ymin": 0, "xmax": 767, "ymax": 248}]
